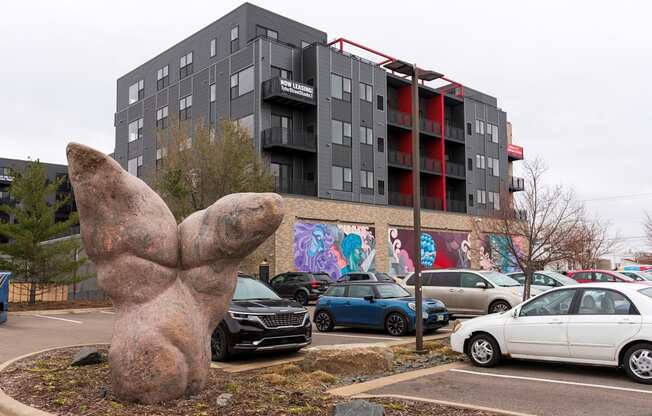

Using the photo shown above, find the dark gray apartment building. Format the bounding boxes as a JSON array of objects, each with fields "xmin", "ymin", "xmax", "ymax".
[{"xmin": 113, "ymin": 2, "xmax": 524, "ymax": 217}]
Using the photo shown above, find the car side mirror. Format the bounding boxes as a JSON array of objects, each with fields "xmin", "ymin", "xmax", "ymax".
[
  {"xmin": 363, "ymin": 295, "xmax": 375, "ymax": 302},
  {"xmin": 475, "ymin": 281, "xmax": 487, "ymax": 289}
]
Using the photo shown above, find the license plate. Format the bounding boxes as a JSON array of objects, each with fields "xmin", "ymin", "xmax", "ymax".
[{"xmin": 437, "ymin": 314, "xmax": 445, "ymax": 321}]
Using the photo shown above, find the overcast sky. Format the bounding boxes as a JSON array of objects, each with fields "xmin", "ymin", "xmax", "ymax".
[{"xmin": 1, "ymin": 0, "xmax": 650, "ymax": 257}]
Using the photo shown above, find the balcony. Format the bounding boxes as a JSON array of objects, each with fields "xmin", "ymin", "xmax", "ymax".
[
  {"xmin": 508, "ymin": 144, "xmax": 524, "ymax": 161},
  {"xmin": 261, "ymin": 77, "xmax": 316, "ymax": 107},
  {"xmin": 261, "ymin": 127, "xmax": 316, "ymax": 153},
  {"xmin": 445, "ymin": 161, "xmax": 466, "ymax": 178},
  {"xmin": 420, "ymin": 157, "xmax": 442, "ymax": 175},
  {"xmin": 387, "ymin": 109, "xmax": 412, "ymax": 129},
  {"xmin": 509, "ymin": 176, "xmax": 525, "ymax": 192},
  {"xmin": 447, "ymin": 198, "xmax": 466, "ymax": 213},
  {"xmin": 420, "ymin": 118, "xmax": 441, "ymax": 136},
  {"xmin": 273, "ymin": 177, "xmax": 317, "ymax": 197},
  {"xmin": 514, "ymin": 209, "xmax": 528, "ymax": 220},
  {"xmin": 389, "ymin": 192, "xmax": 412, "ymax": 208},
  {"xmin": 388, "ymin": 150, "xmax": 412, "ymax": 169},
  {"xmin": 445, "ymin": 124, "xmax": 465, "ymax": 143},
  {"xmin": 422, "ymin": 196, "xmax": 443, "ymax": 211}
]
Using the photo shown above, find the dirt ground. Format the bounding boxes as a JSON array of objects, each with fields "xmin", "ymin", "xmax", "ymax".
[{"xmin": 0, "ymin": 344, "xmax": 498, "ymax": 416}]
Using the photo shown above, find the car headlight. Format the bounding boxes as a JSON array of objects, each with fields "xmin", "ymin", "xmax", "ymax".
[
  {"xmin": 229, "ymin": 310, "xmax": 253, "ymax": 320},
  {"xmin": 408, "ymin": 302, "xmax": 416, "ymax": 311},
  {"xmin": 510, "ymin": 289, "xmax": 521, "ymax": 297}
]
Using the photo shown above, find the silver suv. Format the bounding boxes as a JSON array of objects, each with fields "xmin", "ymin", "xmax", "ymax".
[{"xmin": 400, "ymin": 269, "xmax": 538, "ymax": 315}]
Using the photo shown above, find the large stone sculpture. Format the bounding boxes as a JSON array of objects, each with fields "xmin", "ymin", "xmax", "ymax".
[{"xmin": 66, "ymin": 143, "xmax": 284, "ymax": 404}]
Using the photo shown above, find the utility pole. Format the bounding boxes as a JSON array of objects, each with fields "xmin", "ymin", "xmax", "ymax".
[{"xmin": 411, "ymin": 64, "xmax": 424, "ymax": 353}]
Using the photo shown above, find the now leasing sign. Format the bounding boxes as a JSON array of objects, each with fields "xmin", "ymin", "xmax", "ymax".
[
  {"xmin": 507, "ymin": 144, "xmax": 524, "ymax": 159},
  {"xmin": 279, "ymin": 79, "xmax": 314, "ymax": 100}
]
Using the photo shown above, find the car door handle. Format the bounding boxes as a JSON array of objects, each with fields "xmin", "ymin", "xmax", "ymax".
[
  {"xmin": 619, "ymin": 320, "xmax": 637, "ymax": 325},
  {"xmin": 449, "ymin": 289, "xmax": 456, "ymax": 292},
  {"xmin": 548, "ymin": 320, "xmax": 564, "ymax": 325}
]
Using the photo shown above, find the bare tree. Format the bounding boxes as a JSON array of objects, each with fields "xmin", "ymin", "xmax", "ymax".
[
  {"xmin": 488, "ymin": 158, "xmax": 585, "ymax": 300},
  {"xmin": 645, "ymin": 212, "xmax": 652, "ymax": 247},
  {"xmin": 561, "ymin": 217, "xmax": 617, "ymax": 269}
]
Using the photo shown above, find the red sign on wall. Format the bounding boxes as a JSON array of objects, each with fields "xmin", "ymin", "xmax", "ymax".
[{"xmin": 507, "ymin": 144, "xmax": 524, "ymax": 160}]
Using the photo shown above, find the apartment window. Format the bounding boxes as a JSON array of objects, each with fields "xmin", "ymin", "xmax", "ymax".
[
  {"xmin": 377, "ymin": 137, "xmax": 385, "ymax": 153},
  {"xmin": 179, "ymin": 95, "xmax": 192, "ymax": 121},
  {"xmin": 378, "ymin": 180, "xmax": 385, "ymax": 195},
  {"xmin": 360, "ymin": 82, "xmax": 373, "ymax": 102},
  {"xmin": 230, "ymin": 26, "xmax": 239, "ymax": 53},
  {"xmin": 487, "ymin": 157, "xmax": 499, "ymax": 176},
  {"xmin": 179, "ymin": 52, "xmax": 193, "ymax": 78},
  {"xmin": 156, "ymin": 147, "xmax": 167, "ymax": 161},
  {"xmin": 210, "ymin": 38, "xmax": 216, "ymax": 57},
  {"xmin": 230, "ymin": 66, "xmax": 254, "ymax": 98},
  {"xmin": 491, "ymin": 124, "xmax": 499, "ymax": 143},
  {"xmin": 476, "ymin": 189, "xmax": 486, "ymax": 205},
  {"xmin": 467, "ymin": 158, "xmax": 473, "ymax": 171},
  {"xmin": 332, "ymin": 166, "xmax": 352, "ymax": 191},
  {"xmin": 272, "ymin": 114, "xmax": 291, "ymax": 143},
  {"xmin": 468, "ymin": 194, "xmax": 474, "ymax": 207},
  {"xmin": 156, "ymin": 106, "xmax": 168, "ymax": 129},
  {"xmin": 236, "ymin": 114, "xmax": 254, "ymax": 138},
  {"xmin": 256, "ymin": 25, "xmax": 278, "ymax": 40},
  {"xmin": 476, "ymin": 154, "xmax": 486, "ymax": 169},
  {"xmin": 127, "ymin": 155, "xmax": 142, "ymax": 177},
  {"xmin": 360, "ymin": 170, "xmax": 374, "ymax": 190},
  {"xmin": 332, "ymin": 119, "xmax": 352, "ymax": 146},
  {"xmin": 331, "ymin": 73, "xmax": 351, "ymax": 101},
  {"xmin": 271, "ymin": 66, "xmax": 292, "ymax": 80},
  {"xmin": 179, "ymin": 137, "xmax": 192, "ymax": 151},
  {"xmin": 209, "ymin": 84, "xmax": 216, "ymax": 122},
  {"xmin": 487, "ymin": 191, "xmax": 500, "ymax": 210},
  {"xmin": 475, "ymin": 119, "xmax": 485, "ymax": 135},
  {"xmin": 377, "ymin": 94, "xmax": 384, "ymax": 111},
  {"xmin": 128, "ymin": 118, "xmax": 143, "ymax": 142},
  {"xmin": 467, "ymin": 122, "xmax": 472, "ymax": 135},
  {"xmin": 128, "ymin": 80, "xmax": 144, "ymax": 104},
  {"xmin": 157, "ymin": 65, "xmax": 169, "ymax": 90},
  {"xmin": 360, "ymin": 126, "xmax": 373, "ymax": 145}
]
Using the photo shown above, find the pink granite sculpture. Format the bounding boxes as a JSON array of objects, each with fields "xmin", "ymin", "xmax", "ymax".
[{"xmin": 66, "ymin": 143, "xmax": 283, "ymax": 404}]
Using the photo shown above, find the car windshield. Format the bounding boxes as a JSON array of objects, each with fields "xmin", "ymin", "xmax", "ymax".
[
  {"xmin": 543, "ymin": 271, "xmax": 579, "ymax": 285},
  {"xmin": 479, "ymin": 271, "xmax": 521, "ymax": 287},
  {"xmin": 374, "ymin": 272, "xmax": 395, "ymax": 282},
  {"xmin": 232, "ymin": 277, "xmax": 281, "ymax": 301},
  {"xmin": 312, "ymin": 273, "xmax": 332, "ymax": 283},
  {"xmin": 613, "ymin": 272, "xmax": 636, "ymax": 282},
  {"xmin": 375, "ymin": 284, "xmax": 411, "ymax": 299}
]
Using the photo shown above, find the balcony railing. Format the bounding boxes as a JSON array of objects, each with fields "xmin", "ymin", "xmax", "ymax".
[
  {"xmin": 420, "ymin": 157, "xmax": 442, "ymax": 174},
  {"xmin": 447, "ymin": 198, "xmax": 466, "ymax": 213},
  {"xmin": 388, "ymin": 192, "xmax": 413, "ymax": 208},
  {"xmin": 387, "ymin": 109, "xmax": 412, "ymax": 129},
  {"xmin": 388, "ymin": 149, "xmax": 412, "ymax": 168},
  {"xmin": 509, "ymin": 176, "xmax": 525, "ymax": 192},
  {"xmin": 422, "ymin": 196, "xmax": 443, "ymax": 211},
  {"xmin": 261, "ymin": 76, "xmax": 316, "ymax": 107},
  {"xmin": 445, "ymin": 161, "xmax": 466, "ymax": 178},
  {"xmin": 273, "ymin": 177, "xmax": 317, "ymax": 197},
  {"xmin": 445, "ymin": 124, "xmax": 465, "ymax": 143},
  {"xmin": 420, "ymin": 118, "xmax": 441, "ymax": 136},
  {"xmin": 261, "ymin": 127, "xmax": 316, "ymax": 153}
]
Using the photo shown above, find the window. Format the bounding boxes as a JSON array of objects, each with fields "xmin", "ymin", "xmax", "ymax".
[
  {"xmin": 360, "ymin": 126, "xmax": 373, "ymax": 145},
  {"xmin": 467, "ymin": 158, "xmax": 473, "ymax": 171},
  {"xmin": 256, "ymin": 25, "xmax": 278, "ymax": 40},
  {"xmin": 476, "ymin": 190, "xmax": 486, "ymax": 205},
  {"xmin": 230, "ymin": 26, "xmax": 239, "ymax": 53},
  {"xmin": 520, "ymin": 289, "xmax": 577, "ymax": 317},
  {"xmin": 475, "ymin": 119, "xmax": 485, "ymax": 135},
  {"xmin": 128, "ymin": 80, "xmax": 144, "ymax": 104},
  {"xmin": 491, "ymin": 124, "xmax": 499, "ymax": 143},
  {"xmin": 347, "ymin": 285, "xmax": 374, "ymax": 298},
  {"xmin": 179, "ymin": 52, "xmax": 193, "ymax": 78},
  {"xmin": 156, "ymin": 65, "xmax": 169, "ymax": 90},
  {"xmin": 332, "ymin": 166, "xmax": 352, "ymax": 191},
  {"xmin": 468, "ymin": 193, "xmax": 474, "ymax": 207},
  {"xmin": 156, "ymin": 106, "xmax": 168, "ymax": 129},
  {"xmin": 467, "ymin": 122, "xmax": 472, "ymax": 135},
  {"xmin": 127, "ymin": 155, "xmax": 142, "ymax": 177},
  {"xmin": 230, "ymin": 66, "xmax": 254, "ymax": 98},
  {"xmin": 578, "ymin": 289, "xmax": 635, "ymax": 315},
  {"xmin": 179, "ymin": 95, "xmax": 192, "ymax": 121},
  {"xmin": 486, "ymin": 157, "xmax": 499, "ymax": 176},
  {"xmin": 210, "ymin": 38, "xmax": 216, "ymax": 57},
  {"xmin": 377, "ymin": 137, "xmax": 385, "ymax": 153},
  {"xmin": 460, "ymin": 273, "xmax": 486, "ymax": 288},
  {"xmin": 235, "ymin": 114, "xmax": 254, "ymax": 138},
  {"xmin": 476, "ymin": 154, "xmax": 486, "ymax": 169},
  {"xmin": 271, "ymin": 66, "xmax": 292, "ymax": 80},
  {"xmin": 325, "ymin": 286, "xmax": 346, "ymax": 297},
  {"xmin": 331, "ymin": 73, "xmax": 351, "ymax": 101},
  {"xmin": 179, "ymin": 137, "xmax": 192, "ymax": 151},
  {"xmin": 360, "ymin": 82, "xmax": 373, "ymax": 102},
  {"xmin": 360, "ymin": 170, "xmax": 374, "ymax": 190},
  {"xmin": 422, "ymin": 272, "xmax": 460, "ymax": 287},
  {"xmin": 377, "ymin": 94, "xmax": 384, "ymax": 111},
  {"xmin": 331, "ymin": 120, "xmax": 352, "ymax": 146},
  {"xmin": 489, "ymin": 191, "xmax": 500, "ymax": 210},
  {"xmin": 378, "ymin": 180, "xmax": 385, "ymax": 195},
  {"xmin": 156, "ymin": 147, "xmax": 166, "ymax": 161},
  {"xmin": 209, "ymin": 84, "xmax": 216, "ymax": 122},
  {"xmin": 128, "ymin": 118, "xmax": 143, "ymax": 142}
]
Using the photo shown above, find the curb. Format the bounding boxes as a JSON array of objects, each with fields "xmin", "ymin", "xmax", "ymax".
[{"xmin": 8, "ymin": 307, "xmax": 114, "ymax": 317}]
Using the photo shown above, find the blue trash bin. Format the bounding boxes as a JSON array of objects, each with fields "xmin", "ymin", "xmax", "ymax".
[{"xmin": 0, "ymin": 272, "xmax": 10, "ymax": 324}]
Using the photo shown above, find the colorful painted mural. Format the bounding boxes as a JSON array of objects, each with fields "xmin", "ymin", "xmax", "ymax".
[
  {"xmin": 388, "ymin": 229, "xmax": 471, "ymax": 275},
  {"xmin": 478, "ymin": 234, "xmax": 526, "ymax": 273},
  {"xmin": 293, "ymin": 222, "xmax": 376, "ymax": 280}
]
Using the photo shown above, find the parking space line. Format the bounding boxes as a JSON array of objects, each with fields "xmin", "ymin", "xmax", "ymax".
[
  {"xmin": 450, "ymin": 369, "xmax": 652, "ymax": 395},
  {"xmin": 34, "ymin": 314, "xmax": 83, "ymax": 324},
  {"xmin": 312, "ymin": 333, "xmax": 396, "ymax": 341},
  {"xmin": 99, "ymin": 311, "xmax": 115, "ymax": 314}
]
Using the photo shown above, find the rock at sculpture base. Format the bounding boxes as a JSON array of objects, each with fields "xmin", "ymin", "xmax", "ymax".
[
  {"xmin": 332, "ymin": 400, "xmax": 385, "ymax": 416},
  {"xmin": 302, "ymin": 344, "xmax": 394, "ymax": 376},
  {"xmin": 71, "ymin": 347, "xmax": 104, "ymax": 366},
  {"xmin": 65, "ymin": 142, "xmax": 284, "ymax": 403},
  {"xmin": 215, "ymin": 393, "xmax": 233, "ymax": 407}
]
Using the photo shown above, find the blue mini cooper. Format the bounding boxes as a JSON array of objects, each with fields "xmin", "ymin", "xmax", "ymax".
[{"xmin": 314, "ymin": 281, "xmax": 449, "ymax": 336}]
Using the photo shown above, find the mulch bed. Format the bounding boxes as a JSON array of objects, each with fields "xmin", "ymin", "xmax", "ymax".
[
  {"xmin": 9, "ymin": 300, "xmax": 113, "ymax": 312},
  {"xmin": 0, "ymin": 344, "xmax": 497, "ymax": 416}
]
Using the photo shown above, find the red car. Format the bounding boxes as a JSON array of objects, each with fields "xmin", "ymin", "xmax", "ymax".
[{"xmin": 566, "ymin": 269, "xmax": 637, "ymax": 284}]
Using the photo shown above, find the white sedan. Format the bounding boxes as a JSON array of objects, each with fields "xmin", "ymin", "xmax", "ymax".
[{"xmin": 451, "ymin": 282, "xmax": 652, "ymax": 383}]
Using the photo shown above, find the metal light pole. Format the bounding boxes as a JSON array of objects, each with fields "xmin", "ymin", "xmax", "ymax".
[{"xmin": 411, "ymin": 64, "xmax": 424, "ymax": 353}]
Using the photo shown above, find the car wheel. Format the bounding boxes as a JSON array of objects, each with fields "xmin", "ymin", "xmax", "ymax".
[
  {"xmin": 623, "ymin": 343, "xmax": 652, "ymax": 384},
  {"xmin": 211, "ymin": 325, "xmax": 231, "ymax": 362},
  {"xmin": 468, "ymin": 334, "xmax": 501, "ymax": 367},
  {"xmin": 385, "ymin": 312, "xmax": 408, "ymax": 337},
  {"xmin": 315, "ymin": 310, "xmax": 334, "ymax": 332},
  {"xmin": 294, "ymin": 290, "xmax": 309, "ymax": 306},
  {"xmin": 489, "ymin": 300, "xmax": 511, "ymax": 314}
]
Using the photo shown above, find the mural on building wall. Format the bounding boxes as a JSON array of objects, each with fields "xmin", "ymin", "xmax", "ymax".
[
  {"xmin": 388, "ymin": 229, "xmax": 471, "ymax": 275},
  {"xmin": 478, "ymin": 234, "xmax": 526, "ymax": 273},
  {"xmin": 293, "ymin": 222, "xmax": 376, "ymax": 280}
]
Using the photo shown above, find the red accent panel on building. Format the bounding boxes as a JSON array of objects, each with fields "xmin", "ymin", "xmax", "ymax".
[{"xmin": 507, "ymin": 144, "xmax": 524, "ymax": 160}]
